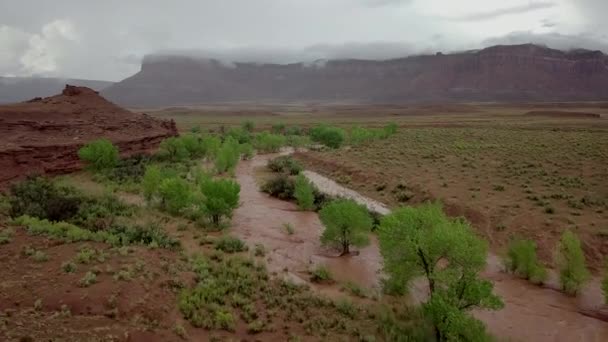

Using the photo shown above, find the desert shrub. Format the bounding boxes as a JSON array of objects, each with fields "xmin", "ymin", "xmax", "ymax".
[
  {"xmin": 181, "ymin": 134, "xmax": 205, "ymax": 157},
  {"xmin": 9, "ymin": 177, "xmax": 82, "ymax": 221},
  {"xmin": 506, "ymin": 239, "xmax": 547, "ymax": 284},
  {"xmin": 267, "ymin": 156, "xmax": 302, "ymax": 175},
  {"xmin": 79, "ymin": 271, "xmax": 97, "ymax": 287},
  {"xmin": 201, "ymin": 135, "xmax": 222, "ymax": 159},
  {"xmin": 159, "ymin": 136, "xmax": 189, "ymax": 161},
  {"xmin": 214, "ymin": 235, "xmax": 248, "ymax": 253},
  {"xmin": 142, "ymin": 165, "xmax": 162, "ymax": 202},
  {"xmin": 285, "ymin": 125, "xmax": 303, "ymax": 136},
  {"xmin": 286, "ymin": 135, "xmax": 311, "ymax": 148},
  {"xmin": 242, "ymin": 120, "xmax": 255, "ymax": 133},
  {"xmin": 310, "ymin": 265, "xmax": 333, "ymax": 283},
  {"xmin": 556, "ymin": 230, "xmax": 590, "ymax": 295},
  {"xmin": 200, "ymin": 178, "xmax": 240, "ymax": 226},
  {"xmin": 72, "ymin": 193, "xmax": 134, "ymax": 231},
  {"xmin": 108, "ymin": 222, "xmax": 181, "ymax": 249},
  {"xmin": 0, "ymin": 227, "xmax": 14, "ymax": 244},
  {"xmin": 378, "ymin": 203, "xmax": 502, "ymax": 341},
  {"xmin": 294, "ymin": 174, "xmax": 315, "ymax": 211},
  {"xmin": 158, "ymin": 177, "xmax": 193, "ymax": 215},
  {"xmin": 239, "ymin": 143, "xmax": 254, "ymax": 160},
  {"xmin": 271, "ymin": 123, "xmax": 286, "ymax": 134},
  {"xmin": 254, "ymin": 132, "xmax": 286, "ymax": 153},
  {"xmin": 261, "ymin": 175, "xmax": 295, "ymax": 200},
  {"xmin": 384, "ymin": 122, "xmax": 398, "ymax": 135},
  {"xmin": 319, "ymin": 199, "xmax": 372, "ymax": 255},
  {"xmin": 215, "ymin": 137, "xmax": 240, "ymax": 173},
  {"xmin": 310, "ymin": 125, "xmax": 346, "ymax": 149},
  {"xmin": 227, "ymin": 127, "xmax": 252, "ymax": 144},
  {"xmin": 107, "ymin": 154, "xmax": 151, "ymax": 183},
  {"xmin": 350, "ymin": 126, "xmax": 377, "ymax": 146},
  {"xmin": 78, "ymin": 139, "xmax": 119, "ymax": 171}
]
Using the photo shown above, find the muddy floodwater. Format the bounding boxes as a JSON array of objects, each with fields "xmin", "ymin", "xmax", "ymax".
[{"xmin": 232, "ymin": 152, "xmax": 608, "ymax": 341}]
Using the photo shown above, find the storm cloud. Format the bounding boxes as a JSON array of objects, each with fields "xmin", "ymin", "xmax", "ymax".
[{"xmin": 0, "ymin": 0, "xmax": 605, "ymax": 81}]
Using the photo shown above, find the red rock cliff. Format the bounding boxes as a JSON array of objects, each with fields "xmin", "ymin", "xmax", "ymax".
[{"xmin": 0, "ymin": 85, "xmax": 177, "ymax": 186}]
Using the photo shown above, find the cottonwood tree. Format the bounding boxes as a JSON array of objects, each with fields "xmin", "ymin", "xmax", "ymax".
[
  {"xmin": 556, "ymin": 230, "xmax": 589, "ymax": 295},
  {"xmin": 319, "ymin": 199, "xmax": 372, "ymax": 255},
  {"xmin": 378, "ymin": 203, "xmax": 503, "ymax": 341},
  {"xmin": 200, "ymin": 178, "xmax": 240, "ymax": 226}
]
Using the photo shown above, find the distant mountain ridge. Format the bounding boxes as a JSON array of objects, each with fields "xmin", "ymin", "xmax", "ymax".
[
  {"xmin": 0, "ymin": 77, "xmax": 113, "ymax": 104},
  {"xmin": 101, "ymin": 43, "xmax": 608, "ymax": 106}
]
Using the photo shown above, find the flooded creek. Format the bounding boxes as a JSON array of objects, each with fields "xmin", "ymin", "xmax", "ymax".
[{"xmin": 232, "ymin": 152, "xmax": 608, "ymax": 341}]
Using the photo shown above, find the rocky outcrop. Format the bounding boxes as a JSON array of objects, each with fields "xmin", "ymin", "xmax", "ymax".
[
  {"xmin": 102, "ymin": 44, "xmax": 608, "ymax": 106},
  {"xmin": 0, "ymin": 85, "xmax": 177, "ymax": 186},
  {"xmin": 0, "ymin": 77, "xmax": 113, "ymax": 104}
]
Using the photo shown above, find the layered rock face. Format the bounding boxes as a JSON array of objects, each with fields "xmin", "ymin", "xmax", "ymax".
[
  {"xmin": 0, "ymin": 85, "xmax": 177, "ymax": 186},
  {"xmin": 102, "ymin": 44, "xmax": 608, "ymax": 106},
  {"xmin": 0, "ymin": 77, "xmax": 113, "ymax": 104}
]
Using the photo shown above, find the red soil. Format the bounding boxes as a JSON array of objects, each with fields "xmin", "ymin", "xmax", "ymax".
[{"xmin": 0, "ymin": 85, "xmax": 177, "ymax": 186}]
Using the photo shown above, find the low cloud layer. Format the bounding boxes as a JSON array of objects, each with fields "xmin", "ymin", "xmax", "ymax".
[{"xmin": 0, "ymin": 0, "xmax": 606, "ymax": 81}]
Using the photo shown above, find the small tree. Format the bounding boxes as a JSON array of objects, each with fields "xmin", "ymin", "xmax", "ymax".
[
  {"xmin": 159, "ymin": 137, "xmax": 189, "ymax": 161},
  {"xmin": 310, "ymin": 125, "xmax": 346, "ymax": 149},
  {"xmin": 556, "ymin": 230, "xmax": 590, "ymax": 295},
  {"xmin": 215, "ymin": 137, "xmax": 240, "ymax": 173},
  {"xmin": 506, "ymin": 238, "xmax": 547, "ymax": 285},
  {"xmin": 319, "ymin": 199, "xmax": 372, "ymax": 255},
  {"xmin": 200, "ymin": 178, "xmax": 240, "ymax": 226},
  {"xmin": 294, "ymin": 174, "xmax": 315, "ymax": 211},
  {"xmin": 378, "ymin": 203, "xmax": 502, "ymax": 341},
  {"xmin": 158, "ymin": 177, "xmax": 192, "ymax": 215},
  {"xmin": 142, "ymin": 165, "xmax": 162, "ymax": 203},
  {"xmin": 78, "ymin": 139, "xmax": 119, "ymax": 171},
  {"xmin": 201, "ymin": 136, "xmax": 222, "ymax": 159}
]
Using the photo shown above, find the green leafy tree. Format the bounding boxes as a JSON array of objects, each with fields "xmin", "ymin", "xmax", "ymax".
[
  {"xmin": 78, "ymin": 139, "xmax": 119, "ymax": 171},
  {"xmin": 200, "ymin": 178, "xmax": 240, "ymax": 226},
  {"xmin": 378, "ymin": 203, "xmax": 503, "ymax": 341},
  {"xmin": 310, "ymin": 125, "xmax": 346, "ymax": 149},
  {"xmin": 294, "ymin": 174, "xmax": 315, "ymax": 211},
  {"xmin": 506, "ymin": 239, "xmax": 547, "ymax": 285},
  {"xmin": 158, "ymin": 177, "xmax": 192, "ymax": 215},
  {"xmin": 201, "ymin": 136, "xmax": 222, "ymax": 159},
  {"xmin": 215, "ymin": 137, "xmax": 240, "ymax": 173},
  {"xmin": 159, "ymin": 137, "xmax": 189, "ymax": 161},
  {"xmin": 254, "ymin": 132, "xmax": 286, "ymax": 153},
  {"xmin": 319, "ymin": 199, "xmax": 372, "ymax": 255},
  {"xmin": 142, "ymin": 165, "xmax": 162, "ymax": 203},
  {"xmin": 556, "ymin": 230, "xmax": 590, "ymax": 295}
]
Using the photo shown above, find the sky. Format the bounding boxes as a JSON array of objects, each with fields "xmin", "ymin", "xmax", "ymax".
[{"xmin": 0, "ymin": 0, "xmax": 607, "ymax": 81}]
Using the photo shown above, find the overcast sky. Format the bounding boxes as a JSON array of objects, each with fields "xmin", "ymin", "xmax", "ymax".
[{"xmin": 1, "ymin": 0, "xmax": 607, "ymax": 81}]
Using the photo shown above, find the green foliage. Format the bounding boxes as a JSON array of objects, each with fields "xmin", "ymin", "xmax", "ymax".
[
  {"xmin": 294, "ymin": 174, "xmax": 315, "ymax": 211},
  {"xmin": 310, "ymin": 125, "xmax": 346, "ymax": 149},
  {"xmin": 285, "ymin": 126, "xmax": 303, "ymax": 136},
  {"xmin": 8, "ymin": 177, "xmax": 82, "ymax": 221},
  {"xmin": 506, "ymin": 239, "xmax": 547, "ymax": 284},
  {"xmin": 227, "ymin": 127, "xmax": 252, "ymax": 144},
  {"xmin": 200, "ymin": 178, "xmax": 240, "ymax": 226},
  {"xmin": 384, "ymin": 122, "xmax": 398, "ymax": 135},
  {"xmin": 286, "ymin": 135, "xmax": 312, "ymax": 148},
  {"xmin": 556, "ymin": 230, "xmax": 590, "ymax": 295},
  {"xmin": 78, "ymin": 139, "xmax": 119, "ymax": 171},
  {"xmin": 254, "ymin": 132, "xmax": 286, "ymax": 153},
  {"xmin": 215, "ymin": 137, "xmax": 240, "ymax": 173},
  {"xmin": 0, "ymin": 227, "xmax": 14, "ymax": 244},
  {"xmin": 107, "ymin": 154, "xmax": 151, "ymax": 184},
  {"xmin": 261, "ymin": 175, "xmax": 295, "ymax": 200},
  {"xmin": 159, "ymin": 136, "xmax": 189, "ymax": 161},
  {"xmin": 378, "ymin": 203, "xmax": 503, "ymax": 341},
  {"xmin": 282, "ymin": 222, "xmax": 295, "ymax": 235},
  {"xmin": 61, "ymin": 261, "xmax": 77, "ymax": 273},
  {"xmin": 267, "ymin": 156, "xmax": 302, "ymax": 175},
  {"xmin": 142, "ymin": 165, "xmax": 162, "ymax": 202},
  {"xmin": 319, "ymin": 199, "xmax": 372, "ymax": 255},
  {"xmin": 201, "ymin": 136, "xmax": 222, "ymax": 158},
  {"xmin": 271, "ymin": 123, "xmax": 286, "ymax": 134},
  {"xmin": 350, "ymin": 126, "xmax": 377, "ymax": 146},
  {"xmin": 242, "ymin": 120, "xmax": 255, "ymax": 133},
  {"xmin": 79, "ymin": 271, "xmax": 97, "ymax": 287},
  {"xmin": 214, "ymin": 235, "xmax": 248, "ymax": 253},
  {"xmin": 158, "ymin": 177, "xmax": 193, "ymax": 215},
  {"xmin": 239, "ymin": 143, "xmax": 254, "ymax": 160},
  {"xmin": 310, "ymin": 265, "xmax": 333, "ymax": 283}
]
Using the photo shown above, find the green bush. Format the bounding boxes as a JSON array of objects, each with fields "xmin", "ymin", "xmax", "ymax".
[
  {"xmin": 142, "ymin": 165, "xmax": 162, "ymax": 202},
  {"xmin": 286, "ymin": 135, "xmax": 311, "ymax": 148},
  {"xmin": 294, "ymin": 174, "xmax": 315, "ymax": 211},
  {"xmin": 9, "ymin": 177, "xmax": 82, "ymax": 221},
  {"xmin": 78, "ymin": 139, "xmax": 119, "ymax": 171},
  {"xmin": 158, "ymin": 177, "xmax": 193, "ymax": 215},
  {"xmin": 556, "ymin": 230, "xmax": 590, "ymax": 295},
  {"xmin": 285, "ymin": 126, "xmax": 303, "ymax": 136},
  {"xmin": 506, "ymin": 239, "xmax": 547, "ymax": 284},
  {"xmin": 201, "ymin": 136, "xmax": 222, "ymax": 158},
  {"xmin": 271, "ymin": 123, "xmax": 286, "ymax": 134},
  {"xmin": 254, "ymin": 132, "xmax": 286, "ymax": 153},
  {"xmin": 349, "ymin": 126, "xmax": 376, "ymax": 146},
  {"xmin": 310, "ymin": 265, "xmax": 333, "ymax": 283},
  {"xmin": 242, "ymin": 120, "xmax": 255, "ymax": 133},
  {"xmin": 310, "ymin": 125, "xmax": 346, "ymax": 149},
  {"xmin": 267, "ymin": 156, "xmax": 302, "ymax": 175},
  {"xmin": 384, "ymin": 122, "xmax": 398, "ymax": 135},
  {"xmin": 159, "ymin": 137, "xmax": 189, "ymax": 161},
  {"xmin": 107, "ymin": 154, "xmax": 151, "ymax": 184},
  {"xmin": 200, "ymin": 178, "xmax": 240, "ymax": 226},
  {"xmin": 319, "ymin": 199, "xmax": 372, "ymax": 255},
  {"xmin": 214, "ymin": 235, "xmax": 248, "ymax": 253},
  {"xmin": 215, "ymin": 137, "xmax": 240, "ymax": 173},
  {"xmin": 227, "ymin": 127, "xmax": 252, "ymax": 144},
  {"xmin": 261, "ymin": 175, "xmax": 295, "ymax": 200},
  {"xmin": 72, "ymin": 193, "xmax": 134, "ymax": 231},
  {"xmin": 239, "ymin": 143, "xmax": 254, "ymax": 160}
]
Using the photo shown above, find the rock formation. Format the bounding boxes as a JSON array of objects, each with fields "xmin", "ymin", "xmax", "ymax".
[
  {"xmin": 102, "ymin": 44, "xmax": 608, "ymax": 106},
  {"xmin": 0, "ymin": 85, "xmax": 177, "ymax": 186}
]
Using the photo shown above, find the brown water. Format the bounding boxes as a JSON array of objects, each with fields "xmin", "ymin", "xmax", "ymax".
[{"xmin": 233, "ymin": 152, "xmax": 608, "ymax": 341}]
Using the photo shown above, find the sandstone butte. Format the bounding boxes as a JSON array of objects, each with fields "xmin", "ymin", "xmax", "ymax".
[{"xmin": 0, "ymin": 85, "xmax": 177, "ymax": 187}]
